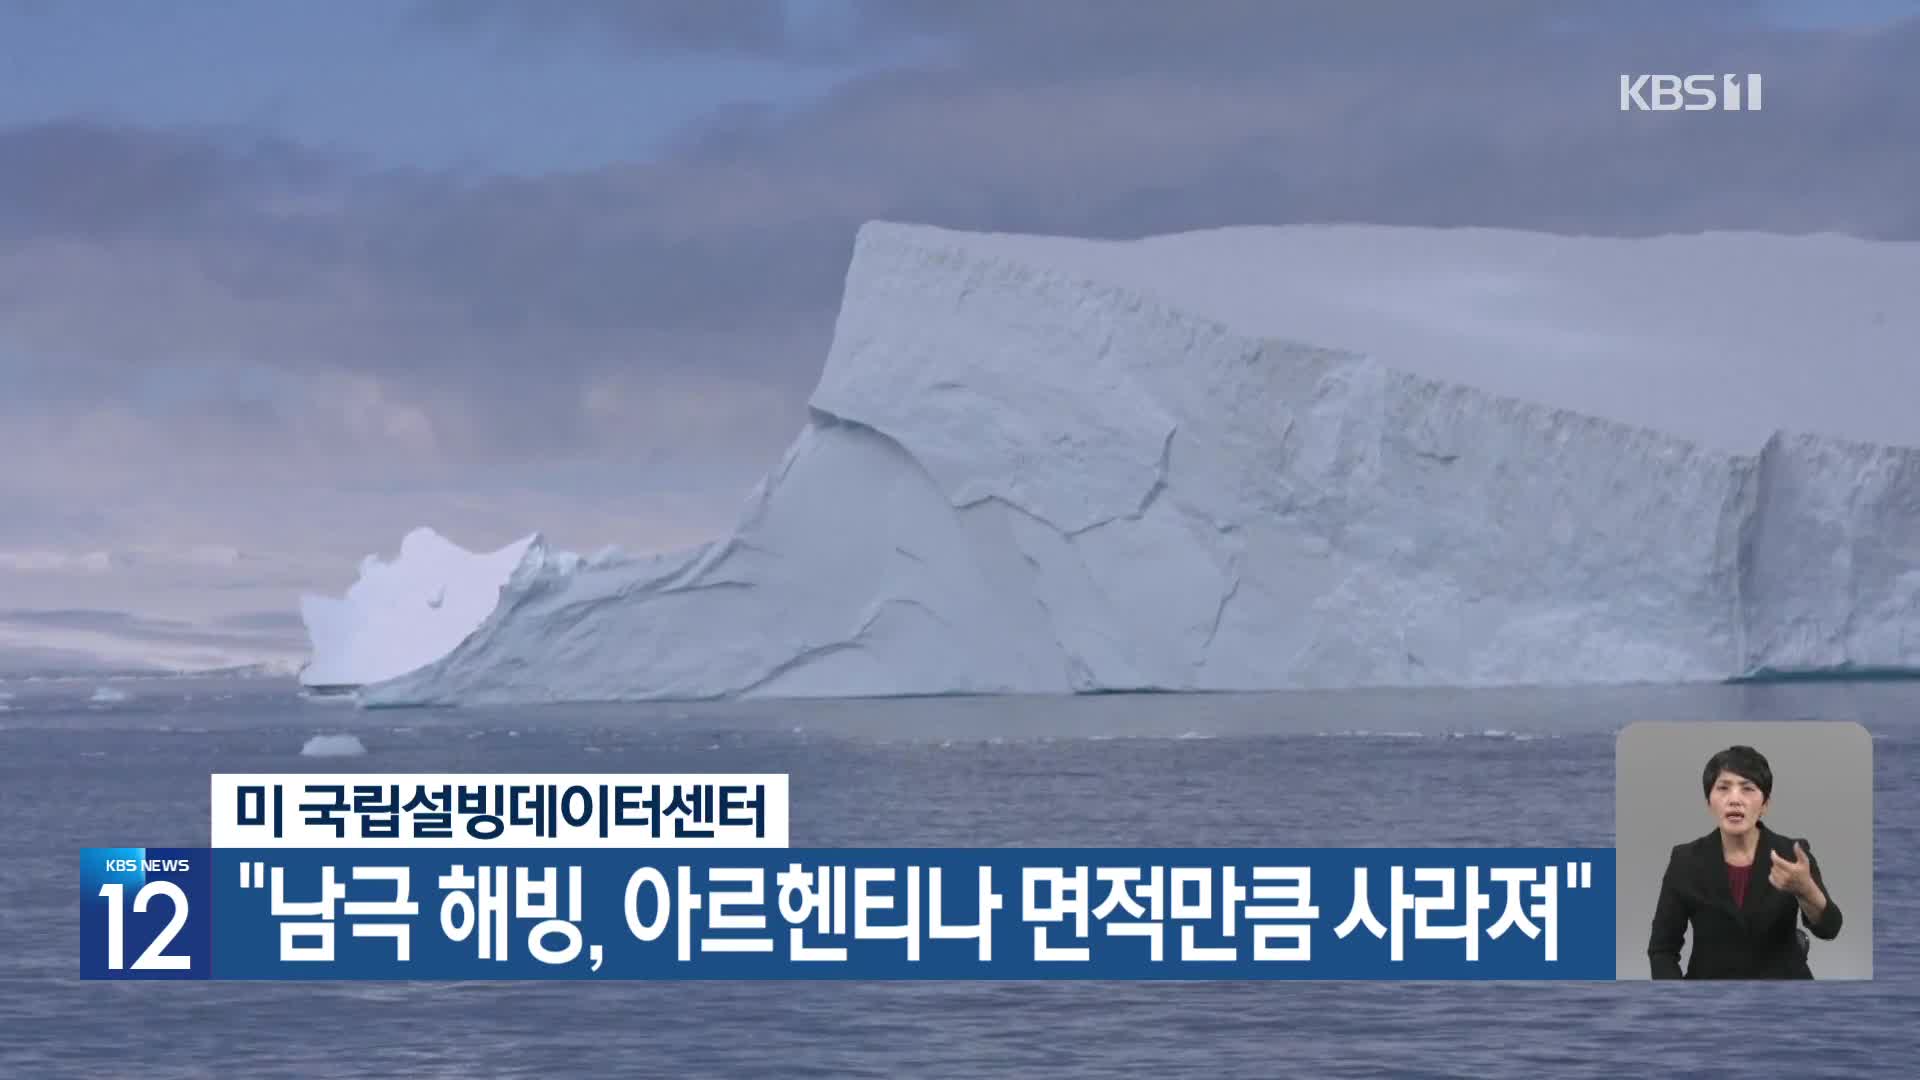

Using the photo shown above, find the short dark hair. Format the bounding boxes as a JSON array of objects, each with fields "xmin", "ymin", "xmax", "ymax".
[{"xmin": 1702, "ymin": 745, "xmax": 1773, "ymax": 801}]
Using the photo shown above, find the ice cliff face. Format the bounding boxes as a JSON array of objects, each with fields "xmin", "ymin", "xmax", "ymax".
[
  {"xmin": 299, "ymin": 527, "xmax": 538, "ymax": 689},
  {"xmin": 345, "ymin": 223, "xmax": 1920, "ymax": 704},
  {"xmin": 1740, "ymin": 433, "xmax": 1920, "ymax": 676}
]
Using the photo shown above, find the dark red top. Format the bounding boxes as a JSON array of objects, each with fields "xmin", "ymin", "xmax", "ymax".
[{"xmin": 1727, "ymin": 862, "xmax": 1752, "ymax": 908}]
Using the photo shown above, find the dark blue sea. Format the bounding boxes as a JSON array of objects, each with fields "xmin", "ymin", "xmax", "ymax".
[{"xmin": 2, "ymin": 675, "xmax": 1915, "ymax": 1078}]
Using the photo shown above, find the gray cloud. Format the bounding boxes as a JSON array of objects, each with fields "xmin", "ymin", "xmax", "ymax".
[
  {"xmin": 0, "ymin": 494, "xmax": 113, "ymax": 545},
  {"xmin": 0, "ymin": 609, "xmax": 150, "ymax": 631},
  {"xmin": 0, "ymin": 123, "xmax": 822, "ymax": 475},
  {"xmin": 856, "ymin": 14, "xmax": 1911, "ymax": 235},
  {"xmin": 211, "ymin": 611, "xmax": 308, "ymax": 632},
  {"xmin": 0, "ymin": 643, "xmax": 156, "ymax": 676},
  {"xmin": 0, "ymin": 123, "xmax": 353, "ymax": 241},
  {"xmin": 2, "ymin": 5, "xmax": 1914, "ymax": 535},
  {"xmin": 415, "ymin": 1, "xmax": 1781, "ymax": 70},
  {"xmin": 0, "ymin": 605, "xmax": 310, "ymax": 675},
  {"xmin": 0, "ymin": 606, "xmax": 300, "ymax": 650},
  {"xmin": 412, "ymin": 0, "xmax": 867, "ymax": 61}
]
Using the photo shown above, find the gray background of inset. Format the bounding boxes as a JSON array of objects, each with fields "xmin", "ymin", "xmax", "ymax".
[{"xmin": 1615, "ymin": 721, "xmax": 1873, "ymax": 979}]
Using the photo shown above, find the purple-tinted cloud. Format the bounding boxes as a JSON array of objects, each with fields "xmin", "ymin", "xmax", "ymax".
[{"xmin": 0, "ymin": 3, "xmax": 1913, "ymax": 514}]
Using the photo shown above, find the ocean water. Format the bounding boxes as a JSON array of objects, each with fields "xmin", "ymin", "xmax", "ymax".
[{"xmin": 2, "ymin": 675, "xmax": 1916, "ymax": 1078}]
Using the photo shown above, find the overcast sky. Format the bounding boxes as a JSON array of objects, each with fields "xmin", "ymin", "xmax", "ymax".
[{"xmin": 2, "ymin": 0, "xmax": 1916, "ymax": 672}]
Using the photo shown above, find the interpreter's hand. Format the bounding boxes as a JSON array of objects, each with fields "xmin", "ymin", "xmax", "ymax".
[{"xmin": 1769, "ymin": 841, "xmax": 1816, "ymax": 898}]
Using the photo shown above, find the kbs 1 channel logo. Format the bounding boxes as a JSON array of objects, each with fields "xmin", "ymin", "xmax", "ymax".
[
  {"xmin": 80, "ymin": 773, "xmax": 1622, "ymax": 982},
  {"xmin": 1619, "ymin": 73, "xmax": 1763, "ymax": 112}
]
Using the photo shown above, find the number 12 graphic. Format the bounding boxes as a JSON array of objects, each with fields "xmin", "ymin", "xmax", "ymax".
[{"xmin": 97, "ymin": 881, "xmax": 192, "ymax": 971}]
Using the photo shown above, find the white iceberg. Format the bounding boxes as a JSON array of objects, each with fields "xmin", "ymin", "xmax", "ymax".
[
  {"xmin": 300, "ymin": 222, "xmax": 1919, "ymax": 704},
  {"xmin": 300, "ymin": 733, "xmax": 367, "ymax": 757},
  {"xmin": 297, "ymin": 527, "xmax": 537, "ymax": 689}
]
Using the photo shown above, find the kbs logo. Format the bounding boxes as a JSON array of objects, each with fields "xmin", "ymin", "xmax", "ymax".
[{"xmin": 1619, "ymin": 74, "xmax": 1763, "ymax": 111}]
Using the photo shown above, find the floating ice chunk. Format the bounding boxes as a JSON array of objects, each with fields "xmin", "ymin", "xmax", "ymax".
[{"xmin": 300, "ymin": 733, "xmax": 367, "ymax": 757}]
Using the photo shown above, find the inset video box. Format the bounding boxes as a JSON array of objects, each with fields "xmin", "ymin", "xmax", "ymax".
[{"xmin": 211, "ymin": 774, "xmax": 790, "ymax": 848}]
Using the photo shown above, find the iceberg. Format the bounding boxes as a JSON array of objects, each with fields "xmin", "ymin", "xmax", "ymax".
[
  {"xmin": 300, "ymin": 733, "xmax": 368, "ymax": 757},
  {"xmin": 298, "ymin": 527, "xmax": 537, "ymax": 690},
  {"xmin": 309, "ymin": 222, "xmax": 1919, "ymax": 704}
]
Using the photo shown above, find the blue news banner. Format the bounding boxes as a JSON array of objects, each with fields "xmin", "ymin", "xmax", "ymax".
[{"xmin": 82, "ymin": 848, "xmax": 1616, "ymax": 980}]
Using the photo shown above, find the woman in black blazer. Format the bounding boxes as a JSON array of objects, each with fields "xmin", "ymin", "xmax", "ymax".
[{"xmin": 1648, "ymin": 745, "xmax": 1843, "ymax": 979}]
